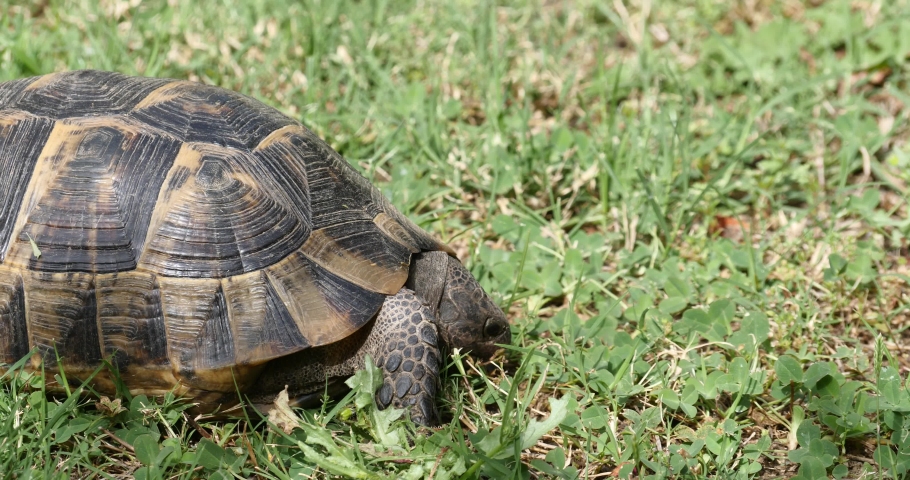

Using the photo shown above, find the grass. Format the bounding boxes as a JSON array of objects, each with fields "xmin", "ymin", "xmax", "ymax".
[{"xmin": 2, "ymin": 0, "xmax": 910, "ymax": 478}]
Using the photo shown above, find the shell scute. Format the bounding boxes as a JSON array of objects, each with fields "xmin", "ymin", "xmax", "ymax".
[
  {"xmin": 264, "ymin": 251, "xmax": 386, "ymax": 347},
  {"xmin": 96, "ymin": 272, "xmax": 169, "ymax": 368},
  {"xmin": 137, "ymin": 142, "xmax": 311, "ymax": 277},
  {"xmin": 7, "ymin": 71, "xmax": 171, "ymax": 119},
  {"xmin": 157, "ymin": 278, "xmax": 235, "ymax": 369},
  {"xmin": 23, "ymin": 272, "xmax": 102, "ymax": 371},
  {"xmin": 223, "ymin": 271, "xmax": 310, "ymax": 364},
  {"xmin": 8, "ymin": 118, "xmax": 182, "ymax": 273},
  {"xmin": 96, "ymin": 272, "xmax": 178, "ymax": 391},
  {"xmin": 0, "ymin": 112, "xmax": 56, "ymax": 262},
  {"xmin": 0, "ymin": 267, "xmax": 28, "ymax": 365},
  {"xmin": 131, "ymin": 80, "xmax": 296, "ymax": 149}
]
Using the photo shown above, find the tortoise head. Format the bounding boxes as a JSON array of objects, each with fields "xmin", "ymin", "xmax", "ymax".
[{"xmin": 406, "ymin": 251, "xmax": 510, "ymax": 358}]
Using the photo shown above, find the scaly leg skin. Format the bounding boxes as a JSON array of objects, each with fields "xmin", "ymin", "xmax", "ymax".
[
  {"xmin": 249, "ymin": 288, "xmax": 441, "ymax": 426},
  {"xmin": 370, "ymin": 289, "xmax": 441, "ymax": 426}
]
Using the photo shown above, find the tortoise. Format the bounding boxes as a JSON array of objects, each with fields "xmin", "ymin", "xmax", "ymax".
[{"xmin": 0, "ymin": 70, "xmax": 510, "ymax": 425}]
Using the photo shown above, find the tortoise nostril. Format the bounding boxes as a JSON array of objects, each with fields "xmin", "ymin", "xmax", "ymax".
[{"xmin": 484, "ymin": 318, "xmax": 505, "ymax": 338}]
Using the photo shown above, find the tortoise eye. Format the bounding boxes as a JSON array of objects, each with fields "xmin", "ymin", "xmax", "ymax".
[{"xmin": 484, "ymin": 318, "xmax": 506, "ymax": 338}]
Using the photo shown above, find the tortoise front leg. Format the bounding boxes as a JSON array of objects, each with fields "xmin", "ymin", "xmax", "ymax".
[
  {"xmin": 249, "ymin": 289, "xmax": 442, "ymax": 425},
  {"xmin": 367, "ymin": 289, "xmax": 442, "ymax": 426}
]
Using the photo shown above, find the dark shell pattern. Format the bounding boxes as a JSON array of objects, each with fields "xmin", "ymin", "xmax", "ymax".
[{"xmin": 0, "ymin": 70, "xmax": 451, "ymax": 400}]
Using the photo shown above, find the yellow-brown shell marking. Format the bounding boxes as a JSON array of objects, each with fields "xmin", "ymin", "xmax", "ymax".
[{"xmin": 0, "ymin": 70, "xmax": 451, "ymax": 403}]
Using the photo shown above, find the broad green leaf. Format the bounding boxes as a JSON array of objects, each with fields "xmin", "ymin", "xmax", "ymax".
[
  {"xmin": 195, "ymin": 439, "xmax": 225, "ymax": 470},
  {"xmin": 690, "ymin": 370, "xmax": 722, "ymax": 399},
  {"xmin": 346, "ymin": 355, "xmax": 382, "ymax": 410},
  {"xmin": 728, "ymin": 310, "xmax": 770, "ymax": 348},
  {"xmin": 832, "ymin": 463, "xmax": 849, "ymax": 479},
  {"xmin": 680, "ymin": 382, "xmax": 699, "ymax": 405},
  {"xmin": 874, "ymin": 445, "xmax": 899, "ymax": 472},
  {"xmin": 707, "ymin": 299, "xmax": 735, "ymax": 324},
  {"xmin": 520, "ymin": 396, "xmax": 569, "ymax": 450},
  {"xmin": 580, "ymin": 405, "xmax": 611, "ymax": 430},
  {"xmin": 658, "ymin": 296, "xmax": 688, "ymax": 314},
  {"xmin": 796, "ymin": 421, "xmax": 821, "ymax": 449},
  {"xmin": 675, "ymin": 308, "xmax": 726, "ymax": 341},
  {"xmin": 795, "ymin": 457, "xmax": 828, "ymax": 480},
  {"xmin": 658, "ymin": 388, "xmax": 680, "ymax": 410},
  {"xmin": 804, "ymin": 362, "xmax": 836, "ymax": 391},
  {"xmin": 371, "ymin": 405, "xmax": 404, "ymax": 447},
  {"xmin": 807, "ymin": 438, "xmax": 837, "ymax": 467},
  {"xmin": 845, "ymin": 251, "xmax": 877, "ymax": 284},
  {"xmin": 133, "ymin": 434, "xmax": 160, "ymax": 467},
  {"xmin": 812, "ymin": 375, "xmax": 840, "ymax": 398},
  {"xmin": 664, "ymin": 276, "xmax": 691, "ymax": 298},
  {"xmin": 133, "ymin": 466, "xmax": 160, "ymax": 480},
  {"xmin": 298, "ymin": 426, "xmax": 375, "ymax": 479},
  {"xmin": 295, "ymin": 441, "xmax": 373, "ymax": 479},
  {"xmin": 824, "ymin": 254, "xmax": 848, "ymax": 280},
  {"xmin": 775, "ymin": 355, "xmax": 804, "ymax": 385},
  {"xmin": 563, "ymin": 248, "xmax": 585, "ymax": 278},
  {"xmin": 878, "ymin": 366, "xmax": 904, "ymax": 406},
  {"xmin": 55, "ymin": 417, "xmax": 92, "ymax": 444}
]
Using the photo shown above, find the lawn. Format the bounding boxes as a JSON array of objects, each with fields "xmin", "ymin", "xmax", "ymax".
[{"xmin": 2, "ymin": 0, "xmax": 910, "ymax": 478}]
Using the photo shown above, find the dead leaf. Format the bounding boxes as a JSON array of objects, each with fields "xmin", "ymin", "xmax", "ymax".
[
  {"xmin": 268, "ymin": 386, "xmax": 301, "ymax": 434},
  {"xmin": 95, "ymin": 396, "xmax": 125, "ymax": 417},
  {"xmin": 710, "ymin": 215, "xmax": 750, "ymax": 242}
]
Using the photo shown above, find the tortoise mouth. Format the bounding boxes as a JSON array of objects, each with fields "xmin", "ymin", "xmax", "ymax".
[
  {"xmin": 468, "ymin": 324, "xmax": 511, "ymax": 359},
  {"xmin": 470, "ymin": 342, "xmax": 507, "ymax": 359},
  {"xmin": 436, "ymin": 320, "xmax": 509, "ymax": 359}
]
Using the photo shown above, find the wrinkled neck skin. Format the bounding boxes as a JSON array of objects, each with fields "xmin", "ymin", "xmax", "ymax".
[{"xmin": 408, "ymin": 252, "xmax": 511, "ymax": 359}]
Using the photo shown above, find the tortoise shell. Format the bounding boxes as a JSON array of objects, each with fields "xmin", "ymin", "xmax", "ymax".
[{"xmin": 0, "ymin": 70, "xmax": 452, "ymax": 401}]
